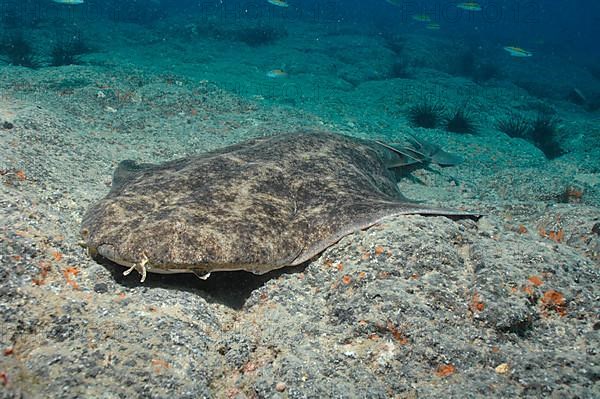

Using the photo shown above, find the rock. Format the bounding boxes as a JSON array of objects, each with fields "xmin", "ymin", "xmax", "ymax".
[
  {"xmin": 93, "ymin": 282, "xmax": 108, "ymax": 293},
  {"xmin": 495, "ymin": 363, "xmax": 510, "ymax": 374},
  {"xmin": 275, "ymin": 382, "xmax": 286, "ymax": 392}
]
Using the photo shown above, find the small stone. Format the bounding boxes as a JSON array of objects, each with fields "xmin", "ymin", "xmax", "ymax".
[
  {"xmin": 592, "ymin": 222, "xmax": 600, "ymax": 236},
  {"xmin": 275, "ymin": 382, "xmax": 286, "ymax": 392},
  {"xmin": 477, "ymin": 217, "xmax": 495, "ymax": 238},
  {"xmin": 93, "ymin": 282, "xmax": 108, "ymax": 293},
  {"xmin": 1, "ymin": 121, "xmax": 14, "ymax": 130},
  {"xmin": 86, "ymin": 366, "xmax": 101, "ymax": 378},
  {"xmin": 495, "ymin": 363, "xmax": 510, "ymax": 374}
]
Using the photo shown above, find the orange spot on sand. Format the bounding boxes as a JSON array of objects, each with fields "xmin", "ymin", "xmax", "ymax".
[
  {"xmin": 565, "ymin": 187, "xmax": 583, "ymax": 200},
  {"xmin": 436, "ymin": 364, "xmax": 456, "ymax": 377},
  {"xmin": 52, "ymin": 251, "xmax": 63, "ymax": 262},
  {"xmin": 15, "ymin": 170, "xmax": 26, "ymax": 181},
  {"xmin": 151, "ymin": 358, "xmax": 170, "ymax": 373},
  {"xmin": 522, "ymin": 285, "xmax": 534, "ymax": 296},
  {"xmin": 538, "ymin": 227, "xmax": 546, "ymax": 237},
  {"xmin": 63, "ymin": 267, "xmax": 80, "ymax": 289},
  {"xmin": 378, "ymin": 271, "xmax": 390, "ymax": 279},
  {"xmin": 548, "ymin": 229, "xmax": 564, "ymax": 243},
  {"xmin": 342, "ymin": 275, "xmax": 352, "ymax": 285},
  {"xmin": 32, "ymin": 261, "xmax": 51, "ymax": 285},
  {"xmin": 386, "ymin": 321, "xmax": 409, "ymax": 344},
  {"xmin": 470, "ymin": 292, "xmax": 485, "ymax": 312},
  {"xmin": 63, "ymin": 267, "xmax": 79, "ymax": 276},
  {"xmin": 541, "ymin": 290, "xmax": 567, "ymax": 316},
  {"xmin": 374, "ymin": 246, "xmax": 385, "ymax": 256},
  {"xmin": 539, "ymin": 228, "xmax": 564, "ymax": 243},
  {"xmin": 528, "ymin": 276, "xmax": 543, "ymax": 286},
  {"xmin": 368, "ymin": 333, "xmax": 380, "ymax": 340},
  {"xmin": 242, "ymin": 362, "xmax": 257, "ymax": 373}
]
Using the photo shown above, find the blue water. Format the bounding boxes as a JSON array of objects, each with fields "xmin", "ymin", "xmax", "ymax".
[
  {"xmin": 102, "ymin": 0, "xmax": 598, "ymax": 58},
  {"xmin": 1, "ymin": 0, "xmax": 599, "ymax": 160},
  {"xmin": 4, "ymin": 0, "xmax": 599, "ymax": 56}
]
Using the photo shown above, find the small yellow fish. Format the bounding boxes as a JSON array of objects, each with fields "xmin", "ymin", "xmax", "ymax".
[
  {"xmin": 457, "ymin": 2, "xmax": 482, "ymax": 11},
  {"xmin": 503, "ymin": 46, "xmax": 533, "ymax": 57},
  {"xmin": 412, "ymin": 14, "xmax": 432, "ymax": 22},
  {"xmin": 267, "ymin": 0, "xmax": 288, "ymax": 7},
  {"xmin": 426, "ymin": 23, "xmax": 441, "ymax": 30},
  {"xmin": 266, "ymin": 69, "xmax": 288, "ymax": 78},
  {"xmin": 52, "ymin": 0, "xmax": 84, "ymax": 4}
]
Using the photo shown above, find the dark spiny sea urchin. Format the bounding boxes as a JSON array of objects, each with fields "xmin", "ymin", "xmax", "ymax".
[
  {"xmin": 445, "ymin": 108, "xmax": 477, "ymax": 134},
  {"xmin": 50, "ymin": 36, "xmax": 93, "ymax": 67},
  {"xmin": 497, "ymin": 113, "xmax": 564, "ymax": 159},
  {"xmin": 496, "ymin": 114, "xmax": 530, "ymax": 138},
  {"xmin": 530, "ymin": 114, "xmax": 563, "ymax": 159},
  {"xmin": 407, "ymin": 101, "xmax": 446, "ymax": 129},
  {"xmin": 0, "ymin": 33, "xmax": 39, "ymax": 68}
]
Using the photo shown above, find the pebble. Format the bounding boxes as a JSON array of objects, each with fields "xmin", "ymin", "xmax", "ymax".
[
  {"xmin": 93, "ymin": 282, "xmax": 108, "ymax": 293},
  {"xmin": 495, "ymin": 363, "xmax": 510, "ymax": 374},
  {"xmin": 275, "ymin": 382, "xmax": 286, "ymax": 392}
]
